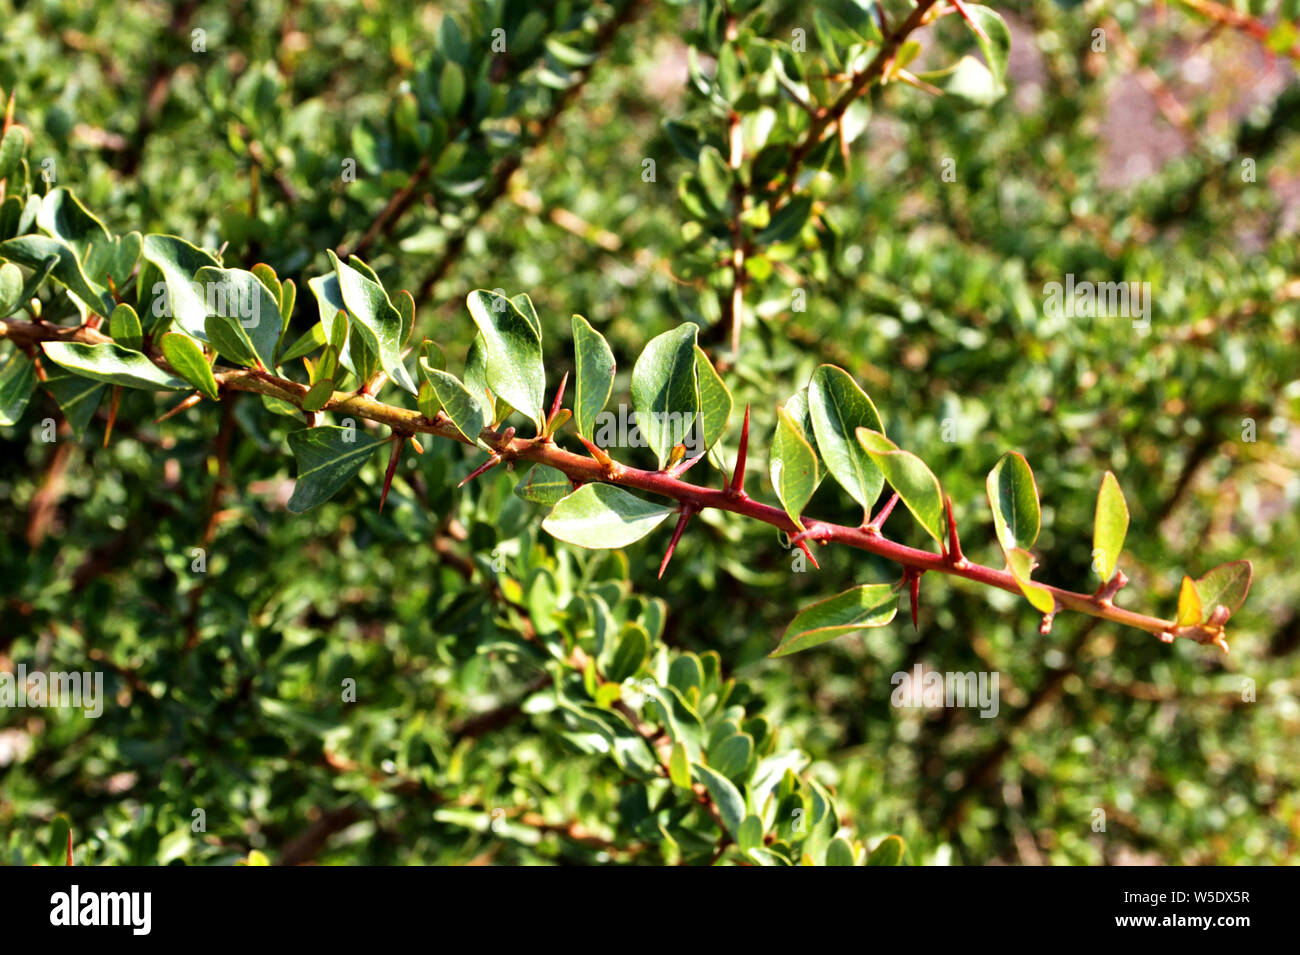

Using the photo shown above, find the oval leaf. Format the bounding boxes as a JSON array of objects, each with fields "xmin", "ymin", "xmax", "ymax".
[
  {"xmin": 631, "ymin": 324, "xmax": 700, "ymax": 469},
  {"xmin": 141, "ymin": 234, "xmax": 219, "ymax": 339},
  {"xmin": 856, "ymin": 428, "xmax": 945, "ymax": 544},
  {"xmin": 808, "ymin": 364, "xmax": 884, "ymax": 516},
  {"xmin": 986, "ymin": 451, "xmax": 1040, "ymax": 551},
  {"xmin": 159, "ymin": 333, "xmax": 218, "ymax": 401},
  {"xmin": 541, "ymin": 483, "xmax": 673, "ymax": 550},
  {"xmin": 330, "ymin": 251, "xmax": 417, "ymax": 395},
  {"xmin": 770, "ymin": 583, "xmax": 898, "ymax": 657},
  {"xmin": 514, "ymin": 463, "xmax": 572, "ymax": 506},
  {"xmin": 770, "ymin": 407, "xmax": 819, "ymax": 530},
  {"xmin": 572, "ymin": 314, "xmax": 615, "ymax": 440},
  {"xmin": 287, "ymin": 425, "xmax": 387, "ymax": 514},
  {"xmin": 1193, "ymin": 561, "xmax": 1252, "ymax": 621},
  {"xmin": 694, "ymin": 345, "xmax": 732, "ymax": 456},
  {"xmin": 41, "ymin": 341, "xmax": 187, "ymax": 391},
  {"xmin": 1005, "ymin": 547, "xmax": 1055, "ymax": 614},
  {"xmin": 194, "ymin": 266, "xmax": 282, "ymax": 370},
  {"xmin": 466, "ymin": 288, "xmax": 545, "ymax": 427},
  {"xmin": 419, "ymin": 363, "xmax": 485, "ymax": 444},
  {"xmin": 1092, "ymin": 470, "xmax": 1129, "ymax": 581}
]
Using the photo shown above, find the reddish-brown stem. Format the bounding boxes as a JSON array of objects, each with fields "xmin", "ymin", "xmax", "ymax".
[{"xmin": 0, "ymin": 317, "xmax": 1216, "ymax": 646}]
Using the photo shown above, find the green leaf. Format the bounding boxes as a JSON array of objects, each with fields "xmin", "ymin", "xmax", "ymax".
[
  {"xmin": 466, "ymin": 289, "xmax": 545, "ymax": 428},
  {"xmin": 808, "ymin": 364, "xmax": 884, "ymax": 516},
  {"xmin": 707, "ymin": 732, "xmax": 753, "ymax": 780},
  {"xmin": 692, "ymin": 763, "xmax": 745, "ymax": 840},
  {"xmin": 1092, "ymin": 470, "xmax": 1129, "ymax": 580},
  {"xmin": 738, "ymin": 815, "xmax": 765, "ymax": 854},
  {"xmin": 826, "ymin": 837, "xmax": 856, "ymax": 866},
  {"xmin": 693, "ymin": 346, "xmax": 732, "ymax": 455},
  {"xmin": 329, "ymin": 251, "xmax": 417, "ymax": 395},
  {"xmin": 301, "ymin": 378, "xmax": 334, "ymax": 413},
  {"xmin": 0, "ymin": 235, "xmax": 110, "ymax": 314},
  {"xmin": 572, "ymin": 314, "xmax": 615, "ymax": 440},
  {"xmin": 921, "ymin": 56, "xmax": 1002, "ymax": 108},
  {"xmin": 192, "ymin": 267, "xmax": 281, "ymax": 370},
  {"xmin": 770, "ymin": 407, "xmax": 819, "ymax": 530},
  {"xmin": 307, "ymin": 272, "xmax": 361, "ymax": 374},
  {"xmin": 42, "ymin": 369, "xmax": 105, "ymax": 440},
  {"xmin": 0, "ymin": 351, "xmax": 37, "ymax": 426},
  {"xmin": 418, "ymin": 364, "xmax": 485, "ymax": 443},
  {"xmin": 757, "ymin": 196, "xmax": 812, "ymax": 245},
  {"xmin": 286, "ymin": 425, "xmax": 387, "ymax": 514},
  {"xmin": 440, "ymin": 61, "xmax": 466, "ymax": 116},
  {"xmin": 0, "ymin": 262, "xmax": 22, "ymax": 316},
  {"xmin": 856, "ymin": 429, "xmax": 945, "ymax": 544},
  {"xmin": 141, "ymin": 234, "xmax": 220, "ymax": 339},
  {"xmin": 866, "ymin": 835, "xmax": 905, "ymax": 866},
  {"xmin": 1192, "ymin": 561, "xmax": 1252, "ymax": 621},
  {"xmin": 541, "ymin": 483, "xmax": 673, "ymax": 550},
  {"xmin": 0, "ymin": 126, "xmax": 27, "ymax": 180},
  {"xmin": 985, "ymin": 451, "xmax": 1040, "ymax": 551},
  {"xmin": 203, "ymin": 313, "xmax": 258, "ymax": 368},
  {"xmin": 37, "ymin": 188, "xmax": 110, "ymax": 260},
  {"xmin": 40, "ymin": 341, "xmax": 188, "ymax": 390},
  {"xmin": 1005, "ymin": 547, "xmax": 1055, "ymax": 614},
  {"xmin": 514, "ymin": 463, "xmax": 572, "ymax": 506},
  {"xmin": 1175, "ymin": 575, "xmax": 1202, "ymax": 628},
  {"xmin": 668, "ymin": 742, "xmax": 692, "ymax": 789},
  {"xmin": 770, "ymin": 583, "xmax": 898, "ymax": 657},
  {"xmin": 606, "ymin": 623, "xmax": 649, "ymax": 683},
  {"xmin": 697, "ymin": 145, "xmax": 731, "ymax": 213},
  {"xmin": 631, "ymin": 324, "xmax": 700, "ymax": 469},
  {"xmin": 159, "ymin": 333, "xmax": 218, "ymax": 401},
  {"xmin": 108, "ymin": 303, "xmax": 143, "ymax": 352},
  {"xmin": 964, "ymin": 5, "xmax": 1011, "ymax": 92}
]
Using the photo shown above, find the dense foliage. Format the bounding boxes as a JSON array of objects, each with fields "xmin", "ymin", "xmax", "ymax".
[{"xmin": 1, "ymin": 0, "xmax": 1297, "ymax": 865}]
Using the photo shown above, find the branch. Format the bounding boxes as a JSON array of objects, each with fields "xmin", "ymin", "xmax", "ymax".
[
  {"xmin": 0, "ymin": 316, "xmax": 1213, "ymax": 647},
  {"xmin": 766, "ymin": 0, "xmax": 942, "ymax": 211}
]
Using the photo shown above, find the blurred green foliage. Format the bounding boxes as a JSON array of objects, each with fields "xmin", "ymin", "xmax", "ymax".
[{"xmin": 1, "ymin": 0, "xmax": 1298, "ymax": 864}]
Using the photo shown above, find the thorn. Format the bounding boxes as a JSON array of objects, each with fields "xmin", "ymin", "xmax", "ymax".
[
  {"xmin": 408, "ymin": 436, "xmax": 424, "ymax": 455},
  {"xmin": 155, "ymin": 391, "xmax": 204, "ymax": 423},
  {"xmin": 106, "ymin": 274, "xmax": 123, "ymax": 305},
  {"xmin": 728, "ymin": 404, "xmax": 751, "ymax": 495},
  {"xmin": 459, "ymin": 454, "xmax": 502, "ymax": 488},
  {"xmin": 796, "ymin": 539, "xmax": 820, "ymax": 570},
  {"xmin": 865, "ymin": 493, "xmax": 900, "ymax": 534},
  {"xmin": 944, "ymin": 495, "xmax": 964, "ymax": 564},
  {"xmin": 103, "ymin": 385, "xmax": 122, "ymax": 447},
  {"xmin": 906, "ymin": 569, "xmax": 922, "ymax": 631},
  {"xmin": 658, "ymin": 506, "xmax": 697, "ymax": 579},
  {"xmin": 1039, "ymin": 611, "xmax": 1056, "ymax": 635},
  {"xmin": 1212, "ymin": 633, "xmax": 1230, "ymax": 654},
  {"xmin": 575, "ymin": 432, "xmax": 615, "ymax": 469},
  {"xmin": 379, "ymin": 436, "xmax": 404, "ymax": 512},
  {"xmin": 66, "ymin": 828, "xmax": 73, "ymax": 866},
  {"xmin": 545, "ymin": 371, "xmax": 569, "ymax": 432}
]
